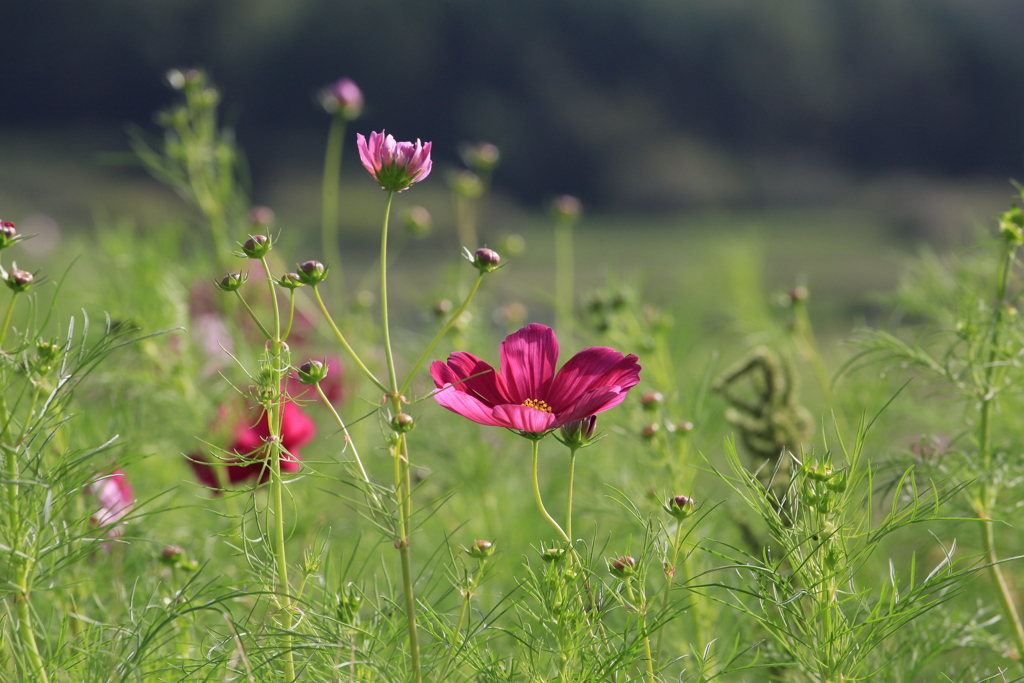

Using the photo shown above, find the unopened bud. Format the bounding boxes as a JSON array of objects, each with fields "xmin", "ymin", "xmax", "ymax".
[
  {"xmin": 461, "ymin": 142, "xmax": 501, "ymax": 173},
  {"xmin": 249, "ymin": 206, "xmax": 275, "ymax": 227},
  {"xmin": 676, "ymin": 420, "xmax": 694, "ymax": 435},
  {"xmin": 336, "ymin": 584, "xmax": 363, "ymax": 625},
  {"xmin": 552, "ymin": 195, "xmax": 582, "ymax": 223},
  {"xmin": 391, "ymin": 413, "xmax": 415, "ymax": 433},
  {"xmin": 278, "ymin": 273, "xmax": 304, "ymax": 290},
  {"xmin": 449, "ymin": 170, "xmax": 484, "ymax": 198},
  {"xmin": 540, "ymin": 547, "xmax": 566, "ymax": 563},
  {"xmin": 789, "ymin": 286, "xmax": 809, "ymax": 303},
  {"xmin": 641, "ymin": 391, "xmax": 663, "ymax": 410},
  {"xmin": 641, "ymin": 423, "xmax": 660, "ymax": 440},
  {"xmin": 558, "ymin": 416, "xmax": 598, "ymax": 449},
  {"xmin": 160, "ymin": 546, "xmax": 185, "ymax": 566},
  {"xmin": 1000, "ymin": 206, "xmax": 1024, "ymax": 245},
  {"xmin": 297, "ymin": 260, "xmax": 328, "ymax": 285},
  {"xmin": 466, "ymin": 539, "xmax": 495, "ymax": 559},
  {"xmin": 501, "ymin": 233, "xmax": 526, "ymax": 257},
  {"xmin": 319, "ymin": 78, "xmax": 364, "ymax": 120},
  {"xmin": 404, "ymin": 206, "xmax": 432, "ymax": 237},
  {"xmin": 473, "ymin": 248, "xmax": 501, "ymax": 273},
  {"xmin": 241, "ymin": 234, "xmax": 271, "ymax": 259},
  {"xmin": 0, "ymin": 222, "xmax": 17, "ymax": 249},
  {"xmin": 609, "ymin": 556, "xmax": 636, "ymax": 579},
  {"xmin": 296, "ymin": 360, "xmax": 329, "ymax": 385},
  {"xmin": 433, "ymin": 299, "xmax": 453, "ymax": 317},
  {"xmin": 216, "ymin": 272, "xmax": 247, "ymax": 292},
  {"xmin": 6, "ymin": 269, "xmax": 33, "ymax": 293},
  {"xmin": 665, "ymin": 495, "xmax": 695, "ymax": 520}
]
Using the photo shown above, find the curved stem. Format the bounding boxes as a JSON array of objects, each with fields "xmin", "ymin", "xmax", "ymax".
[
  {"xmin": 399, "ymin": 273, "xmax": 484, "ymax": 397},
  {"xmin": 439, "ymin": 559, "xmax": 486, "ymax": 681},
  {"xmin": 625, "ymin": 580, "xmax": 656, "ymax": 683},
  {"xmin": 531, "ymin": 439, "xmax": 569, "ymax": 542},
  {"xmin": 321, "ymin": 116, "xmax": 347, "ymax": 302},
  {"xmin": 315, "ymin": 383, "xmax": 382, "ymax": 512},
  {"xmin": 312, "ymin": 287, "xmax": 387, "ymax": 393},
  {"xmin": 283, "ymin": 290, "xmax": 296, "ymax": 341},
  {"xmin": 379, "ymin": 191, "xmax": 398, "ymax": 395},
  {"xmin": 261, "ymin": 256, "xmax": 281, "ymax": 340},
  {"xmin": 654, "ymin": 519, "xmax": 686, "ymax": 667},
  {"xmin": 0, "ymin": 293, "xmax": 19, "ymax": 349},
  {"xmin": 565, "ymin": 448, "xmax": 577, "ymax": 541},
  {"xmin": 234, "ymin": 291, "xmax": 272, "ymax": 340}
]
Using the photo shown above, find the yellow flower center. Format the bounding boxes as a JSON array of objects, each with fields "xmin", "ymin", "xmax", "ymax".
[{"xmin": 522, "ymin": 398, "xmax": 553, "ymax": 413}]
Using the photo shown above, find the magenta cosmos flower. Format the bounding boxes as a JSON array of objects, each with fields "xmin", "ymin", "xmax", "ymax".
[
  {"xmin": 357, "ymin": 130, "xmax": 432, "ymax": 192},
  {"xmin": 431, "ymin": 323, "xmax": 641, "ymax": 435}
]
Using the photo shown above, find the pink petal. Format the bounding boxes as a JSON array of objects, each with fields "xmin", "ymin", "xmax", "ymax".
[
  {"xmin": 549, "ymin": 348, "xmax": 641, "ymax": 410},
  {"xmin": 554, "ymin": 386, "xmax": 628, "ymax": 425},
  {"xmin": 433, "ymin": 384, "xmax": 509, "ymax": 427},
  {"xmin": 500, "ymin": 324, "xmax": 559, "ymax": 404},
  {"xmin": 430, "ymin": 352, "xmax": 509, "ymax": 406},
  {"xmin": 357, "ymin": 133, "xmax": 376, "ymax": 174},
  {"xmin": 491, "ymin": 404, "xmax": 557, "ymax": 433}
]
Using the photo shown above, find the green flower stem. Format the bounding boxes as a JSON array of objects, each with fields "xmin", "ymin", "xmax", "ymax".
[
  {"xmin": 399, "ymin": 272, "xmax": 485, "ymax": 398},
  {"xmin": 791, "ymin": 297, "xmax": 848, "ymax": 436},
  {"xmin": 261, "ymin": 256, "xmax": 281, "ymax": 340},
  {"xmin": 531, "ymin": 439, "xmax": 569, "ymax": 543},
  {"xmin": 268, "ymin": 394, "xmax": 295, "ymax": 681},
  {"xmin": 321, "ymin": 116, "xmax": 348, "ymax": 303},
  {"xmin": 315, "ymin": 382, "xmax": 383, "ymax": 512},
  {"xmin": 284, "ymin": 290, "xmax": 296, "ymax": 341},
  {"xmin": 394, "ymin": 432, "xmax": 422, "ymax": 683},
  {"xmin": 654, "ymin": 518, "xmax": 686, "ymax": 667},
  {"xmin": 565, "ymin": 447, "xmax": 578, "ymax": 541},
  {"xmin": 312, "ymin": 286, "xmax": 387, "ymax": 393},
  {"xmin": 624, "ymin": 579, "xmax": 655, "ymax": 683},
  {"xmin": 15, "ymin": 560, "xmax": 49, "ymax": 683},
  {"xmin": 234, "ymin": 291, "xmax": 272, "ymax": 340},
  {"xmin": 975, "ymin": 243, "xmax": 1024, "ymax": 656},
  {"xmin": 439, "ymin": 558, "xmax": 487, "ymax": 681},
  {"xmin": 554, "ymin": 218, "xmax": 574, "ymax": 341},
  {"xmin": 0, "ymin": 293, "xmax": 19, "ymax": 349},
  {"xmin": 379, "ymin": 191, "xmax": 399, "ymax": 395}
]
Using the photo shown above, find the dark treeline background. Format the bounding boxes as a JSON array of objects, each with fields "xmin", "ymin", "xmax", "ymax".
[{"xmin": 3, "ymin": 0, "xmax": 1024, "ymax": 210}]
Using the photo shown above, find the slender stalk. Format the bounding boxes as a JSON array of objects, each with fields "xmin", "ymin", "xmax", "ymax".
[
  {"xmin": 234, "ymin": 291, "xmax": 272, "ymax": 340},
  {"xmin": 261, "ymin": 256, "xmax": 281, "ymax": 340},
  {"xmin": 531, "ymin": 439, "xmax": 569, "ymax": 542},
  {"xmin": 624, "ymin": 580, "xmax": 655, "ymax": 683},
  {"xmin": 321, "ymin": 116, "xmax": 348, "ymax": 302},
  {"xmin": 0, "ymin": 293, "xmax": 18, "ymax": 349},
  {"xmin": 654, "ymin": 519, "xmax": 686, "ymax": 667},
  {"xmin": 395, "ymin": 433, "xmax": 422, "ymax": 683},
  {"xmin": 554, "ymin": 218, "xmax": 574, "ymax": 342},
  {"xmin": 312, "ymin": 286, "xmax": 387, "ymax": 393},
  {"xmin": 315, "ymin": 383, "xmax": 382, "ymax": 511},
  {"xmin": 15, "ymin": 564, "xmax": 50, "ymax": 683},
  {"xmin": 379, "ymin": 191, "xmax": 399, "ymax": 394},
  {"xmin": 284, "ymin": 290, "xmax": 296, "ymax": 341},
  {"xmin": 439, "ymin": 559, "xmax": 486, "ymax": 681},
  {"xmin": 565, "ymin": 447, "xmax": 577, "ymax": 541},
  {"xmin": 399, "ymin": 272, "xmax": 485, "ymax": 398}
]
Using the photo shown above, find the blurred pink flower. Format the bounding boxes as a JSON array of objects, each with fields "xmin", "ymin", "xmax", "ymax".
[
  {"xmin": 430, "ymin": 323, "xmax": 641, "ymax": 435},
  {"xmin": 89, "ymin": 469, "xmax": 134, "ymax": 542},
  {"xmin": 357, "ymin": 130, "xmax": 432, "ymax": 192},
  {"xmin": 188, "ymin": 400, "xmax": 316, "ymax": 490}
]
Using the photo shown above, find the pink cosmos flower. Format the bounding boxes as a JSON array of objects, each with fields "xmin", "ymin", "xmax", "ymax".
[
  {"xmin": 89, "ymin": 469, "xmax": 134, "ymax": 543},
  {"xmin": 357, "ymin": 130, "xmax": 432, "ymax": 192},
  {"xmin": 187, "ymin": 400, "xmax": 316, "ymax": 489},
  {"xmin": 319, "ymin": 78, "xmax": 364, "ymax": 119},
  {"xmin": 430, "ymin": 323, "xmax": 641, "ymax": 435}
]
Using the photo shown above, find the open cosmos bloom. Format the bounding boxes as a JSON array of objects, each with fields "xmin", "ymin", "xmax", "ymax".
[
  {"xmin": 430, "ymin": 323, "xmax": 641, "ymax": 435},
  {"xmin": 89, "ymin": 469, "xmax": 134, "ymax": 543},
  {"xmin": 187, "ymin": 401, "xmax": 316, "ymax": 490},
  {"xmin": 356, "ymin": 130, "xmax": 432, "ymax": 192}
]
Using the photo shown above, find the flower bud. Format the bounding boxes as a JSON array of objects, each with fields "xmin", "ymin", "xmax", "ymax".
[
  {"xmin": 0, "ymin": 221, "xmax": 17, "ymax": 249},
  {"xmin": 355, "ymin": 290, "xmax": 375, "ymax": 310},
  {"xmin": 391, "ymin": 413, "xmax": 415, "ymax": 433},
  {"xmin": 500, "ymin": 233, "xmax": 526, "ymax": 257},
  {"xmin": 296, "ymin": 360, "xmax": 329, "ymax": 386},
  {"xmin": 241, "ymin": 234, "xmax": 271, "ymax": 259},
  {"xmin": 466, "ymin": 539, "xmax": 495, "ymax": 559},
  {"xmin": 558, "ymin": 415, "xmax": 598, "ymax": 449},
  {"xmin": 336, "ymin": 584, "xmax": 363, "ymax": 625},
  {"xmin": 5, "ymin": 268, "xmax": 33, "ymax": 293},
  {"xmin": 805, "ymin": 461, "xmax": 834, "ymax": 482},
  {"xmin": 449, "ymin": 169, "xmax": 484, "ymax": 199},
  {"xmin": 609, "ymin": 555, "xmax": 636, "ymax": 579},
  {"xmin": 404, "ymin": 206, "xmax": 432, "ymax": 237},
  {"xmin": 249, "ymin": 206, "xmax": 275, "ymax": 227},
  {"xmin": 319, "ymin": 78, "xmax": 364, "ymax": 120},
  {"xmin": 34, "ymin": 340, "xmax": 62, "ymax": 375},
  {"xmin": 216, "ymin": 272, "xmax": 248, "ymax": 292},
  {"xmin": 641, "ymin": 423, "xmax": 660, "ymax": 440},
  {"xmin": 297, "ymin": 260, "xmax": 328, "ymax": 286},
  {"xmin": 640, "ymin": 391, "xmax": 663, "ymax": 411},
  {"xmin": 433, "ymin": 299, "xmax": 453, "ymax": 317},
  {"xmin": 540, "ymin": 547, "xmax": 566, "ymax": 563},
  {"xmin": 789, "ymin": 286, "xmax": 809, "ymax": 304},
  {"xmin": 472, "ymin": 248, "xmax": 501, "ymax": 273},
  {"xmin": 278, "ymin": 272, "xmax": 304, "ymax": 290},
  {"xmin": 676, "ymin": 420, "xmax": 694, "ymax": 435},
  {"xmin": 665, "ymin": 495, "xmax": 695, "ymax": 520},
  {"xmin": 160, "ymin": 546, "xmax": 185, "ymax": 566},
  {"xmin": 460, "ymin": 142, "xmax": 501, "ymax": 173},
  {"xmin": 552, "ymin": 195, "xmax": 582, "ymax": 223},
  {"xmin": 1000, "ymin": 206, "xmax": 1024, "ymax": 245}
]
